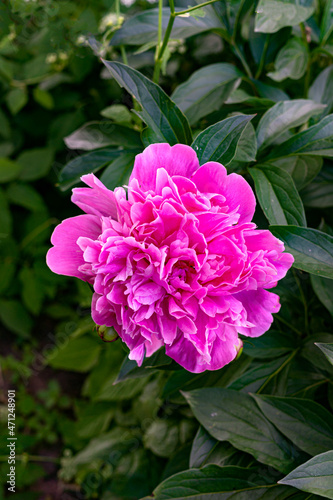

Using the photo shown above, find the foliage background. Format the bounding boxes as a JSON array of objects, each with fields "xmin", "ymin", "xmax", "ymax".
[{"xmin": 0, "ymin": 0, "xmax": 333, "ymax": 499}]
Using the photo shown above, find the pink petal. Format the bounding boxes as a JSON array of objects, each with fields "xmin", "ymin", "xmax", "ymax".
[
  {"xmin": 129, "ymin": 143, "xmax": 200, "ymax": 191},
  {"xmin": 236, "ymin": 289, "xmax": 281, "ymax": 337},
  {"xmin": 46, "ymin": 215, "xmax": 101, "ymax": 280},
  {"xmin": 192, "ymin": 162, "xmax": 256, "ymax": 223},
  {"xmin": 166, "ymin": 324, "xmax": 240, "ymax": 373},
  {"xmin": 72, "ymin": 173, "xmax": 118, "ymax": 218}
]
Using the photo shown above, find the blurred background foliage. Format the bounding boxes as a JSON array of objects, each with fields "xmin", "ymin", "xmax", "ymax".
[{"xmin": 0, "ymin": 0, "xmax": 333, "ymax": 499}]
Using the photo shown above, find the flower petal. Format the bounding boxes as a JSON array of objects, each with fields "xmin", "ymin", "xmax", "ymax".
[
  {"xmin": 129, "ymin": 143, "xmax": 200, "ymax": 191},
  {"xmin": 46, "ymin": 214, "xmax": 101, "ymax": 280},
  {"xmin": 236, "ymin": 288, "xmax": 281, "ymax": 337},
  {"xmin": 192, "ymin": 162, "xmax": 256, "ymax": 222},
  {"xmin": 72, "ymin": 173, "xmax": 118, "ymax": 218}
]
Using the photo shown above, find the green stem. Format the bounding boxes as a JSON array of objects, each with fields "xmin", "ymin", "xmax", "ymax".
[
  {"xmin": 120, "ymin": 45, "xmax": 128, "ymax": 65},
  {"xmin": 175, "ymin": 0, "xmax": 220, "ymax": 15},
  {"xmin": 255, "ymin": 34, "xmax": 269, "ymax": 79},
  {"xmin": 291, "ymin": 379, "xmax": 329, "ymax": 397},
  {"xmin": 155, "ymin": 0, "xmax": 163, "ymax": 62},
  {"xmin": 0, "ymin": 454, "xmax": 60, "ymax": 463},
  {"xmin": 256, "ymin": 349, "xmax": 298, "ymax": 394},
  {"xmin": 153, "ymin": 8, "xmax": 175, "ymax": 83},
  {"xmin": 115, "ymin": 0, "xmax": 120, "ymax": 17}
]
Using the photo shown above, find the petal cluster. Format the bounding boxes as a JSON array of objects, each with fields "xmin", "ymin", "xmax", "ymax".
[{"xmin": 47, "ymin": 144, "xmax": 293, "ymax": 373}]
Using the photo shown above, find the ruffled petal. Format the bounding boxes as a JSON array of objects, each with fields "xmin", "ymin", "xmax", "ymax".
[
  {"xmin": 129, "ymin": 143, "xmax": 200, "ymax": 191},
  {"xmin": 236, "ymin": 289, "xmax": 281, "ymax": 337},
  {"xmin": 72, "ymin": 173, "xmax": 118, "ymax": 218},
  {"xmin": 192, "ymin": 162, "xmax": 256, "ymax": 223},
  {"xmin": 165, "ymin": 324, "xmax": 240, "ymax": 373},
  {"xmin": 46, "ymin": 215, "xmax": 101, "ymax": 280}
]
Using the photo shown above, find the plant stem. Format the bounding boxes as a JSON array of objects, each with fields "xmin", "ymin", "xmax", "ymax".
[
  {"xmin": 120, "ymin": 45, "xmax": 128, "ymax": 65},
  {"xmin": 175, "ymin": 0, "xmax": 220, "ymax": 16},
  {"xmin": 256, "ymin": 349, "xmax": 298, "ymax": 394},
  {"xmin": 153, "ymin": 2, "xmax": 175, "ymax": 83}
]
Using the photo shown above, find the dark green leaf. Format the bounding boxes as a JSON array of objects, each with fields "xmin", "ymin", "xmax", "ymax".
[
  {"xmin": 256, "ymin": 100, "xmax": 325, "ymax": 150},
  {"xmin": 253, "ymin": 395, "xmax": 333, "ymax": 456},
  {"xmin": 153, "ymin": 464, "xmax": 295, "ymax": 499},
  {"xmin": 311, "ymin": 275, "xmax": 333, "ymax": 316},
  {"xmin": 301, "ymin": 166, "xmax": 333, "ymax": 208},
  {"xmin": 233, "ymin": 121, "xmax": 257, "ymax": 162},
  {"xmin": 270, "ymin": 156, "xmax": 323, "ymax": 190},
  {"xmin": 190, "ymin": 426, "xmax": 218, "ymax": 468},
  {"xmin": 255, "ymin": 0, "xmax": 314, "ymax": 33},
  {"xmin": 94, "ymin": 373, "xmax": 147, "ymax": 401},
  {"xmin": 279, "ymin": 450, "xmax": 333, "ymax": 498},
  {"xmin": 58, "ymin": 148, "xmax": 122, "ymax": 190},
  {"xmin": 227, "ymin": 355, "xmax": 292, "ymax": 393},
  {"xmin": 301, "ymin": 333, "xmax": 333, "ymax": 374},
  {"xmin": 7, "ymin": 183, "xmax": 46, "ymax": 212},
  {"xmin": 101, "ymin": 60, "xmax": 192, "ymax": 146},
  {"xmin": 171, "ymin": 63, "xmax": 243, "ymax": 125},
  {"xmin": 47, "ymin": 335, "xmax": 101, "ymax": 372},
  {"xmin": 192, "ymin": 114, "xmax": 254, "ymax": 165},
  {"xmin": 320, "ymin": 0, "xmax": 333, "ymax": 45},
  {"xmin": 115, "ymin": 348, "xmax": 172, "ymax": 384},
  {"xmin": 184, "ymin": 388, "xmax": 299, "ymax": 473},
  {"xmin": 6, "ymin": 88, "xmax": 28, "ymax": 115},
  {"xmin": 0, "ymin": 158, "xmax": 21, "ymax": 183},
  {"xmin": 17, "ymin": 147, "xmax": 54, "ymax": 181},
  {"xmin": 268, "ymin": 115, "xmax": 333, "ymax": 159},
  {"xmin": 250, "ymin": 166, "xmax": 306, "ymax": 226},
  {"xmin": 0, "ymin": 299, "xmax": 32, "ymax": 337},
  {"xmin": 269, "ymin": 225, "xmax": 333, "ymax": 278},
  {"xmin": 100, "ymin": 152, "xmax": 136, "ymax": 190},
  {"xmin": 64, "ymin": 121, "xmax": 142, "ymax": 150},
  {"xmin": 267, "ymin": 38, "xmax": 308, "ymax": 82},
  {"xmin": 251, "ymin": 79, "xmax": 290, "ymax": 102},
  {"xmin": 309, "ymin": 65, "xmax": 333, "ymax": 118},
  {"xmin": 315, "ymin": 343, "xmax": 333, "ymax": 366},
  {"xmin": 144, "ymin": 419, "xmax": 179, "ymax": 458},
  {"xmin": 110, "ymin": 7, "xmax": 226, "ymax": 46},
  {"xmin": 242, "ymin": 330, "xmax": 297, "ymax": 359}
]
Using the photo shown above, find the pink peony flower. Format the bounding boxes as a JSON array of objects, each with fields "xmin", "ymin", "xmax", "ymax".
[{"xmin": 47, "ymin": 143, "xmax": 294, "ymax": 373}]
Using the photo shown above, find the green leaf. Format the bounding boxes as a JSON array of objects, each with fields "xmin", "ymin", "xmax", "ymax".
[
  {"xmin": 94, "ymin": 375, "xmax": 147, "ymax": 402},
  {"xmin": 6, "ymin": 88, "xmax": 28, "ymax": 115},
  {"xmin": 0, "ymin": 108, "xmax": 11, "ymax": 139},
  {"xmin": 301, "ymin": 333, "xmax": 333, "ymax": 375},
  {"xmin": 0, "ymin": 158, "xmax": 21, "ymax": 183},
  {"xmin": 320, "ymin": 0, "xmax": 333, "ymax": 45},
  {"xmin": 48, "ymin": 335, "xmax": 101, "ymax": 372},
  {"xmin": 242, "ymin": 329, "xmax": 297, "ymax": 359},
  {"xmin": 311, "ymin": 275, "xmax": 333, "ymax": 316},
  {"xmin": 144, "ymin": 419, "xmax": 179, "ymax": 458},
  {"xmin": 256, "ymin": 100, "xmax": 325, "ymax": 150},
  {"xmin": 100, "ymin": 152, "xmax": 136, "ymax": 190},
  {"xmin": 253, "ymin": 395, "xmax": 333, "ymax": 456},
  {"xmin": 75, "ymin": 402, "xmax": 114, "ymax": 439},
  {"xmin": 115, "ymin": 348, "xmax": 172, "ymax": 383},
  {"xmin": 17, "ymin": 147, "xmax": 54, "ymax": 181},
  {"xmin": 184, "ymin": 388, "xmax": 299, "ymax": 473},
  {"xmin": 58, "ymin": 148, "xmax": 122, "ymax": 190},
  {"xmin": 101, "ymin": 61, "xmax": 192, "ymax": 146},
  {"xmin": 255, "ymin": 0, "xmax": 314, "ymax": 33},
  {"xmin": 301, "ymin": 166, "xmax": 333, "ymax": 208},
  {"xmin": 250, "ymin": 166, "xmax": 306, "ymax": 226},
  {"xmin": 7, "ymin": 183, "xmax": 45, "ymax": 212},
  {"xmin": 19, "ymin": 267, "xmax": 44, "ymax": 316},
  {"xmin": 0, "ymin": 299, "xmax": 32, "ymax": 337},
  {"xmin": 152, "ymin": 464, "xmax": 295, "ymax": 499},
  {"xmin": 0, "ymin": 237, "xmax": 17, "ymax": 294},
  {"xmin": 279, "ymin": 450, "xmax": 333, "ymax": 498},
  {"xmin": 267, "ymin": 38, "xmax": 308, "ymax": 82},
  {"xmin": 110, "ymin": 7, "xmax": 226, "ymax": 46},
  {"xmin": 171, "ymin": 63, "xmax": 243, "ymax": 125},
  {"xmin": 190, "ymin": 426, "xmax": 218, "ymax": 469},
  {"xmin": 315, "ymin": 343, "xmax": 333, "ymax": 366},
  {"xmin": 192, "ymin": 114, "xmax": 254, "ymax": 165},
  {"xmin": 269, "ymin": 156, "xmax": 323, "ymax": 190},
  {"xmin": 64, "ymin": 121, "xmax": 142, "ymax": 150},
  {"xmin": 233, "ymin": 121, "xmax": 257, "ymax": 162},
  {"xmin": 33, "ymin": 87, "xmax": 54, "ymax": 110},
  {"xmin": 309, "ymin": 65, "xmax": 333, "ymax": 118},
  {"xmin": 100, "ymin": 104, "xmax": 133, "ymax": 124},
  {"xmin": 268, "ymin": 115, "xmax": 333, "ymax": 159},
  {"xmin": 269, "ymin": 225, "xmax": 333, "ymax": 278},
  {"xmin": 227, "ymin": 355, "xmax": 292, "ymax": 393}
]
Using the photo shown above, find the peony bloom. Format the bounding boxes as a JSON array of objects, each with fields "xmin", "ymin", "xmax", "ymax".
[{"xmin": 47, "ymin": 143, "xmax": 293, "ymax": 373}]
